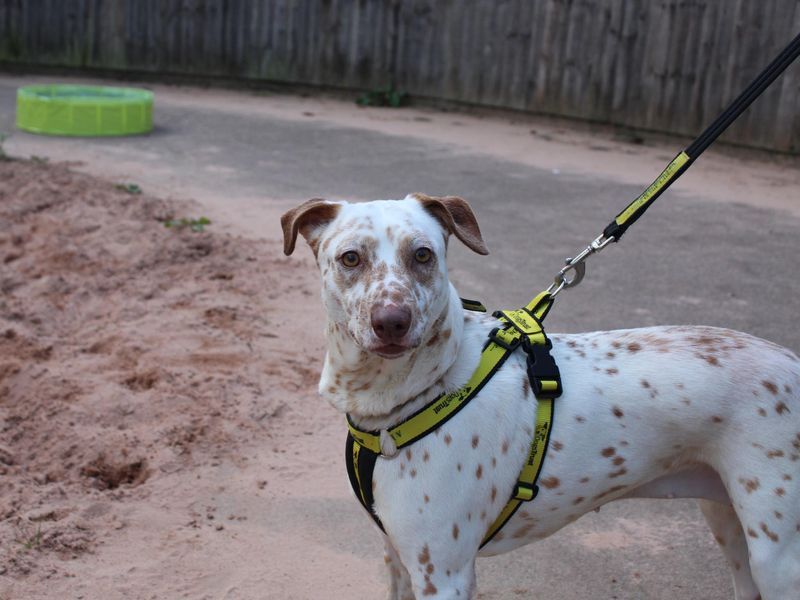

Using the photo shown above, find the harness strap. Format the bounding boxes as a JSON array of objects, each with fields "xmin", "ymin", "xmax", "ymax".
[
  {"xmin": 347, "ymin": 340, "xmax": 515, "ymax": 455},
  {"xmin": 480, "ymin": 396, "xmax": 554, "ymax": 547},
  {"xmin": 345, "ymin": 292, "xmax": 560, "ymax": 548}
]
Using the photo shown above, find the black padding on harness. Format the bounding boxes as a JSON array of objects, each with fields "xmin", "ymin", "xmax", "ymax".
[{"xmin": 345, "ymin": 433, "xmax": 384, "ymax": 533}]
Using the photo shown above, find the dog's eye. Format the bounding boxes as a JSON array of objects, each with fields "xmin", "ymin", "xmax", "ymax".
[
  {"xmin": 414, "ymin": 247, "xmax": 432, "ymax": 264},
  {"xmin": 341, "ymin": 251, "xmax": 360, "ymax": 267}
]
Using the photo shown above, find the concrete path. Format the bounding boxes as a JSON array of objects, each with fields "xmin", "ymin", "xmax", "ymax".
[{"xmin": 2, "ymin": 74, "xmax": 799, "ymax": 599}]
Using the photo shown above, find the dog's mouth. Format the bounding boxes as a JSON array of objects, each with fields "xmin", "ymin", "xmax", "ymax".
[{"xmin": 371, "ymin": 343, "xmax": 410, "ymax": 358}]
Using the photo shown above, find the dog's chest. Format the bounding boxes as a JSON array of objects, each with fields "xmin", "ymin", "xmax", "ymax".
[{"xmin": 369, "ymin": 357, "xmax": 539, "ymax": 546}]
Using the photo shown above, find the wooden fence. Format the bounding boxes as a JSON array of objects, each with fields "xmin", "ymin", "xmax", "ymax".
[{"xmin": 1, "ymin": 0, "xmax": 798, "ymax": 152}]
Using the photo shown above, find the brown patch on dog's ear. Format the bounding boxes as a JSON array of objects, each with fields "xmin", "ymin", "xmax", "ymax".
[
  {"xmin": 280, "ymin": 198, "xmax": 341, "ymax": 255},
  {"xmin": 414, "ymin": 194, "xmax": 489, "ymax": 255}
]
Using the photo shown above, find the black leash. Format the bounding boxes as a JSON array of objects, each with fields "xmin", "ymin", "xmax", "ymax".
[{"xmin": 547, "ymin": 30, "xmax": 800, "ymax": 297}]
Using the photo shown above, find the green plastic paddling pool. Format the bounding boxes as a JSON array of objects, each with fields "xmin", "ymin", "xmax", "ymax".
[{"xmin": 16, "ymin": 85, "xmax": 154, "ymax": 136}]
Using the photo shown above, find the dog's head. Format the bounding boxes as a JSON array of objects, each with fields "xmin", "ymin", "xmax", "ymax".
[{"xmin": 281, "ymin": 194, "xmax": 488, "ymax": 359}]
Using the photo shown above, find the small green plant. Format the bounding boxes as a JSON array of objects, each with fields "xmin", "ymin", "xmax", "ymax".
[
  {"xmin": 356, "ymin": 87, "xmax": 409, "ymax": 108},
  {"xmin": 115, "ymin": 182, "xmax": 142, "ymax": 194},
  {"xmin": 19, "ymin": 525, "xmax": 42, "ymax": 551},
  {"xmin": 164, "ymin": 216, "xmax": 211, "ymax": 233}
]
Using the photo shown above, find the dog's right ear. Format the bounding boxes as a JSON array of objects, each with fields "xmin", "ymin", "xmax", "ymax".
[{"xmin": 280, "ymin": 198, "xmax": 341, "ymax": 255}]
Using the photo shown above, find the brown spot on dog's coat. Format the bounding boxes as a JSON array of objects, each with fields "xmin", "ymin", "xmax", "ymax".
[
  {"xmin": 612, "ymin": 456, "xmax": 625, "ymax": 466},
  {"xmin": 475, "ymin": 464, "xmax": 483, "ymax": 479},
  {"xmin": 746, "ymin": 527, "xmax": 758, "ymax": 538},
  {"xmin": 552, "ymin": 440, "xmax": 564, "ymax": 451},
  {"xmin": 512, "ymin": 522, "xmax": 537, "ymax": 539},
  {"xmin": 760, "ymin": 522, "xmax": 779, "ymax": 542},
  {"xmin": 541, "ymin": 476, "xmax": 560, "ymax": 489},
  {"xmin": 627, "ymin": 342, "xmax": 642, "ymax": 353},
  {"xmin": 471, "ymin": 434, "xmax": 480, "ymax": 449},
  {"xmin": 444, "ymin": 433, "xmax": 452, "ymax": 445},
  {"xmin": 739, "ymin": 477, "xmax": 760, "ymax": 493},
  {"xmin": 501, "ymin": 439, "xmax": 509, "ymax": 454},
  {"xmin": 775, "ymin": 487, "xmax": 785, "ymax": 496},
  {"xmin": 418, "ymin": 545, "xmax": 430, "ymax": 564},
  {"xmin": 711, "ymin": 416, "xmax": 724, "ymax": 423},
  {"xmin": 601, "ymin": 447, "xmax": 616, "ymax": 457},
  {"xmin": 608, "ymin": 468, "xmax": 627, "ymax": 478},
  {"xmin": 575, "ymin": 415, "xmax": 586, "ymax": 423},
  {"xmin": 606, "ymin": 368, "xmax": 619, "ymax": 375},
  {"xmin": 767, "ymin": 449, "xmax": 784, "ymax": 458},
  {"xmin": 641, "ymin": 380, "xmax": 651, "ymax": 389},
  {"xmin": 758, "ymin": 407, "xmax": 768, "ymax": 417},
  {"xmin": 452, "ymin": 523, "xmax": 459, "ymax": 540},
  {"xmin": 762, "ymin": 380, "xmax": 779, "ymax": 395},
  {"xmin": 612, "ymin": 406, "xmax": 624, "ymax": 418},
  {"xmin": 775, "ymin": 401, "xmax": 790, "ymax": 415},
  {"xmin": 573, "ymin": 496, "xmax": 585, "ymax": 505}
]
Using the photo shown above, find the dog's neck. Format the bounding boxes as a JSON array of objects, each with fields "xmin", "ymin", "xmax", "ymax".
[{"xmin": 319, "ymin": 285, "xmax": 464, "ymax": 431}]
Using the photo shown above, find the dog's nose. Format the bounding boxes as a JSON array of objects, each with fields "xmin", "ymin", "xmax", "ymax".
[{"xmin": 371, "ymin": 305, "xmax": 412, "ymax": 342}]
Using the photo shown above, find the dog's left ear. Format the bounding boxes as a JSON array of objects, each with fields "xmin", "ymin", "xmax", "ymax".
[
  {"xmin": 414, "ymin": 194, "xmax": 489, "ymax": 255},
  {"xmin": 280, "ymin": 198, "xmax": 341, "ymax": 255}
]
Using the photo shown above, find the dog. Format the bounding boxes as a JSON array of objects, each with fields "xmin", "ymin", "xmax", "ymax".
[{"xmin": 281, "ymin": 194, "xmax": 800, "ymax": 600}]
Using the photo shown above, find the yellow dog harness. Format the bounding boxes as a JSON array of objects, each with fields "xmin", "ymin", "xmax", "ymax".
[{"xmin": 345, "ymin": 291, "xmax": 562, "ymax": 548}]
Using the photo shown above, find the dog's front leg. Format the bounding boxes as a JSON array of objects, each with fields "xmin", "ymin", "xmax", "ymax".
[
  {"xmin": 384, "ymin": 539, "xmax": 415, "ymax": 600},
  {"xmin": 388, "ymin": 538, "xmax": 476, "ymax": 600}
]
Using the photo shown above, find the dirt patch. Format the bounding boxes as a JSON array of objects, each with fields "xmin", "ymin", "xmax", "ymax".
[{"xmin": 0, "ymin": 159, "xmax": 319, "ymax": 581}]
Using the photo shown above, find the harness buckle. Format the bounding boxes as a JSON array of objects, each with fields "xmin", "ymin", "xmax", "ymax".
[
  {"xmin": 524, "ymin": 338, "xmax": 563, "ymax": 399},
  {"xmin": 487, "ymin": 326, "xmax": 522, "ymax": 351}
]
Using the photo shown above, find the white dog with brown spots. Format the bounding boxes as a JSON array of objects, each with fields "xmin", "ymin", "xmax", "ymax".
[{"xmin": 281, "ymin": 194, "xmax": 800, "ymax": 600}]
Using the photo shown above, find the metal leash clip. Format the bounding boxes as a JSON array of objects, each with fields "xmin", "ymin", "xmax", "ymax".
[{"xmin": 547, "ymin": 233, "xmax": 614, "ymax": 298}]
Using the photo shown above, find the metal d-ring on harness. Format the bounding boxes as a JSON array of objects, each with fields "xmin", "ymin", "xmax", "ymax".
[
  {"xmin": 548, "ymin": 30, "xmax": 800, "ymax": 299},
  {"xmin": 345, "ymin": 31, "xmax": 800, "ymax": 552}
]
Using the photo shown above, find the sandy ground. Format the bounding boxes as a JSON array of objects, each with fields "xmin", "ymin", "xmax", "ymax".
[
  {"xmin": 1, "ymin": 77, "xmax": 799, "ymax": 600},
  {"xmin": 0, "ymin": 159, "xmax": 339, "ymax": 599}
]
